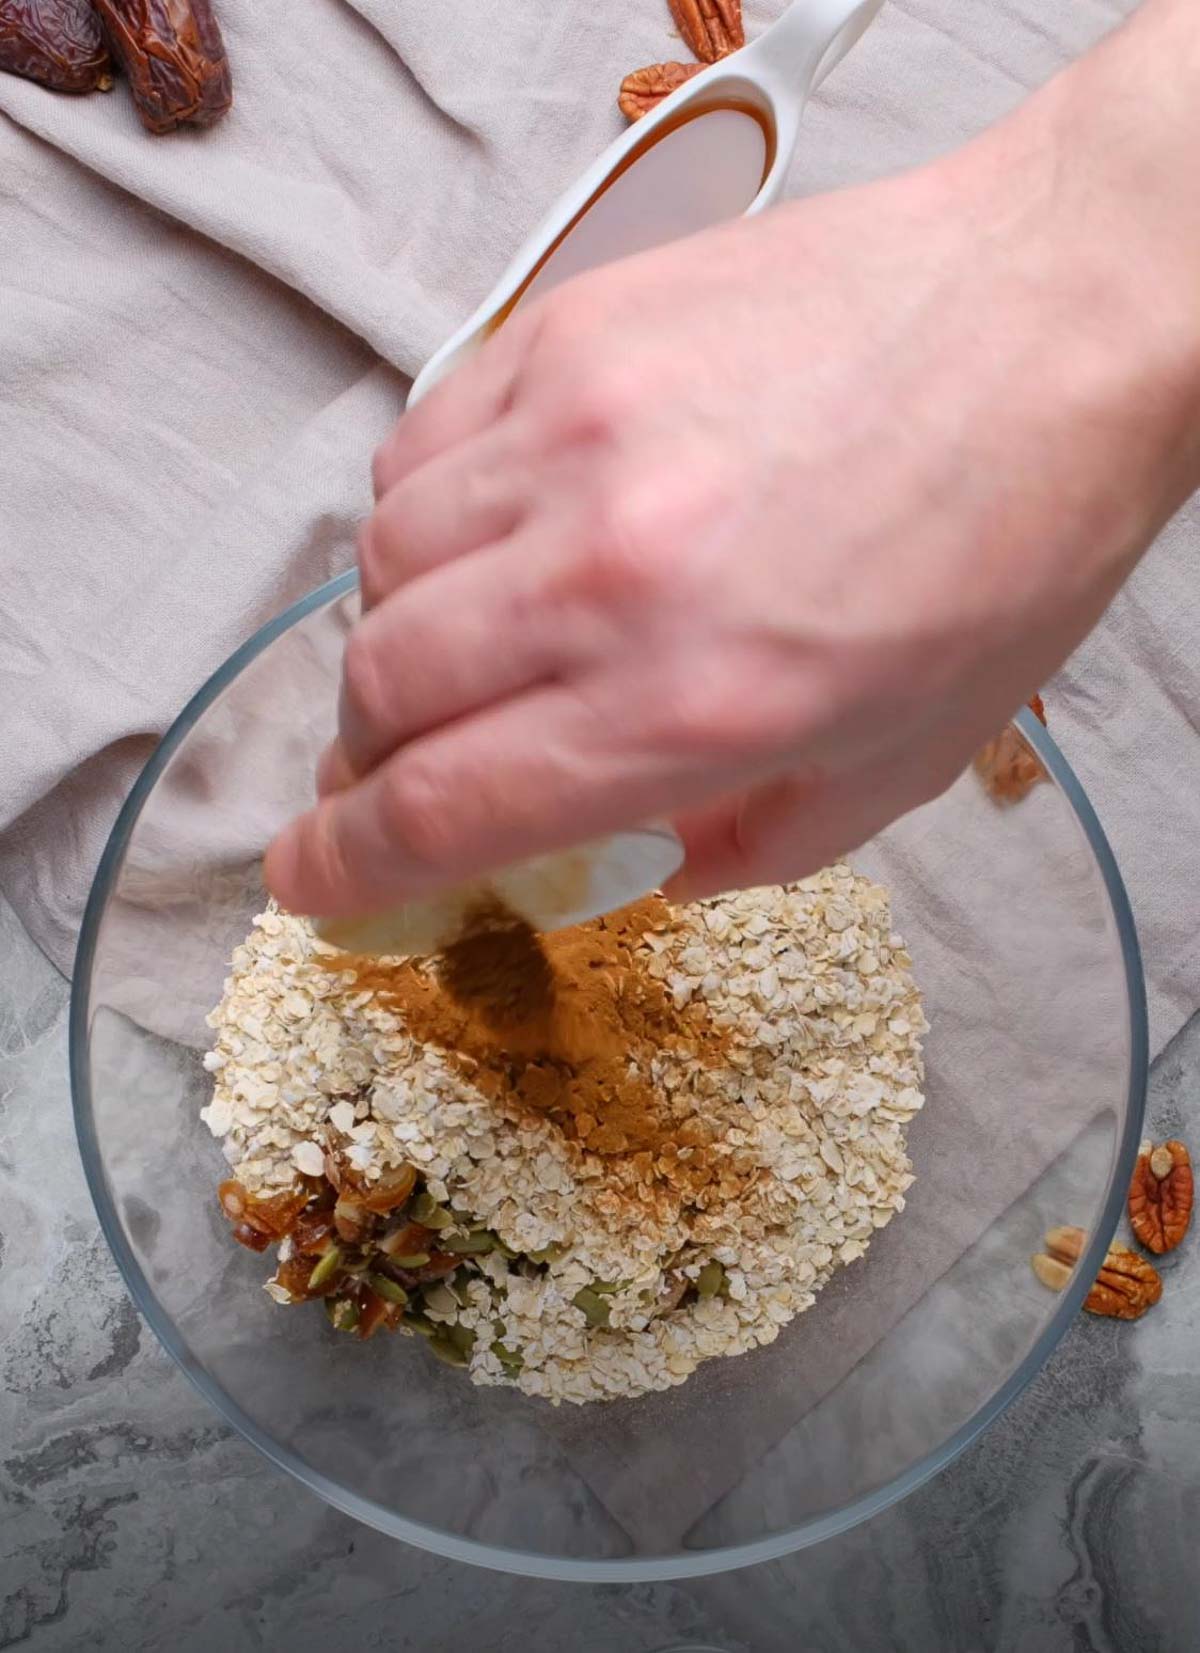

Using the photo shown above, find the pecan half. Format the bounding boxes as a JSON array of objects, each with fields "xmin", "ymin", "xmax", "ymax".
[
  {"xmin": 1085, "ymin": 1241, "xmax": 1163, "ymax": 1320},
  {"xmin": 668, "ymin": 0, "xmax": 743, "ymax": 63},
  {"xmin": 1030, "ymin": 1251, "xmax": 1072, "ymax": 1292},
  {"xmin": 974, "ymin": 697, "xmax": 1048, "ymax": 803},
  {"xmin": 1041, "ymin": 1222, "xmax": 1086, "ymax": 1266},
  {"xmin": 974, "ymin": 729, "xmax": 1043, "ymax": 802},
  {"xmin": 618, "ymin": 60, "xmax": 702, "ymax": 121},
  {"xmin": 1032, "ymin": 1224, "xmax": 1163, "ymax": 1321},
  {"xmin": 1128, "ymin": 1138, "xmax": 1193, "ymax": 1254}
]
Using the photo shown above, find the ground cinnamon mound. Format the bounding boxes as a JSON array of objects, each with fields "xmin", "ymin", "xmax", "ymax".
[{"xmin": 321, "ymin": 895, "xmax": 729, "ymax": 1163}]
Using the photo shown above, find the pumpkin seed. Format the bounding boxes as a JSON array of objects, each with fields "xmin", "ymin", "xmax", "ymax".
[
  {"xmin": 490, "ymin": 1340, "xmax": 524, "ymax": 1373},
  {"xmin": 572, "ymin": 1287, "xmax": 611, "ymax": 1328},
  {"xmin": 325, "ymin": 1296, "xmax": 359, "ymax": 1332},
  {"xmin": 449, "ymin": 1271, "xmax": 474, "ymax": 1307},
  {"xmin": 442, "ymin": 1231, "xmax": 494, "ymax": 1255},
  {"xmin": 527, "ymin": 1243, "xmax": 566, "ymax": 1265},
  {"xmin": 410, "ymin": 1192, "xmax": 454, "ymax": 1229},
  {"xmin": 591, "ymin": 1279, "xmax": 625, "ymax": 1295},
  {"xmin": 390, "ymin": 1251, "xmax": 431, "ymax": 1268},
  {"xmin": 307, "ymin": 1245, "xmax": 343, "ymax": 1290},
  {"xmin": 365, "ymin": 1273, "xmax": 408, "ymax": 1306},
  {"xmin": 447, "ymin": 1322, "xmax": 477, "ymax": 1355},
  {"xmin": 428, "ymin": 1334, "xmax": 470, "ymax": 1368},
  {"xmin": 696, "ymin": 1260, "xmax": 726, "ymax": 1299},
  {"xmin": 421, "ymin": 1282, "xmax": 459, "ymax": 1317},
  {"xmin": 402, "ymin": 1312, "xmax": 437, "ymax": 1338}
]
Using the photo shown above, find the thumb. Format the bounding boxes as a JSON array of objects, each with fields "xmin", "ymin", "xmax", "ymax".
[
  {"xmin": 666, "ymin": 772, "xmax": 828, "ymax": 903},
  {"xmin": 668, "ymin": 749, "xmax": 955, "ymax": 903}
]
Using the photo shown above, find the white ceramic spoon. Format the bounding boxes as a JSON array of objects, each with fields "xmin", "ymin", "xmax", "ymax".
[
  {"xmin": 318, "ymin": 0, "xmax": 882, "ymax": 957},
  {"xmin": 411, "ymin": 0, "xmax": 884, "ymax": 398}
]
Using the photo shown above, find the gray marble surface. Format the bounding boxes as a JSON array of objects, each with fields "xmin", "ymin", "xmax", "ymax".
[{"xmin": 1, "ymin": 890, "xmax": 1197, "ymax": 1653}]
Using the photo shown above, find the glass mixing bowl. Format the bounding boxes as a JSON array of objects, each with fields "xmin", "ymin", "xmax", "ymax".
[{"xmin": 70, "ymin": 572, "xmax": 1146, "ymax": 1582}]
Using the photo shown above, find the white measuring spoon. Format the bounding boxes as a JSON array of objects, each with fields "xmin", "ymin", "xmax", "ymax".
[
  {"xmin": 318, "ymin": 0, "xmax": 882, "ymax": 957},
  {"xmin": 410, "ymin": 0, "xmax": 883, "ymax": 398}
]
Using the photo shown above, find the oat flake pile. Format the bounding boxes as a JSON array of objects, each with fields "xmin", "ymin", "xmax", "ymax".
[{"xmin": 202, "ymin": 865, "xmax": 927, "ymax": 1405}]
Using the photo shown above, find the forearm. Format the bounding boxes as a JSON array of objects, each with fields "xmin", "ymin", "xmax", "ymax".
[
  {"xmin": 268, "ymin": 0, "xmax": 1200, "ymax": 918},
  {"xmin": 1055, "ymin": 0, "xmax": 1200, "ymax": 410},
  {"xmin": 966, "ymin": 0, "xmax": 1200, "ymax": 539},
  {"xmin": 1065, "ymin": 0, "xmax": 1200, "ymax": 304}
]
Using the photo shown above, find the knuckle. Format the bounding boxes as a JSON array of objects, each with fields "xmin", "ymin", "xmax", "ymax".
[
  {"xmin": 340, "ymin": 626, "xmax": 388, "ymax": 734},
  {"xmin": 370, "ymin": 441, "xmax": 392, "ymax": 502},
  {"xmin": 578, "ymin": 463, "xmax": 737, "ymax": 608},
  {"xmin": 370, "ymin": 420, "xmax": 412, "ymax": 500},
  {"xmin": 357, "ymin": 492, "xmax": 417, "ymax": 608},
  {"xmin": 658, "ymin": 663, "xmax": 789, "ymax": 759},
  {"xmin": 584, "ymin": 485, "xmax": 675, "ymax": 602},
  {"xmin": 356, "ymin": 513, "xmax": 389, "ymax": 608},
  {"xmin": 667, "ymin": 673, "xmax": 743, "ymax": 749},
  {"xmin": 379, "ymin": 762, "xmax": 461, "ymax": 873},
  {"xmin": 531, "ymin": 324, "xmax": 636, "ymax": 448},
  {"xmin": 567, "ymin": 363, "xmax": 639, "ymax": 446}
]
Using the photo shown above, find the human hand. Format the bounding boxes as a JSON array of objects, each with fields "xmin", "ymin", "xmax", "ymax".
[{"xmin": 265, "ymin": 11, "xmax": 1200, "ymax": 920}]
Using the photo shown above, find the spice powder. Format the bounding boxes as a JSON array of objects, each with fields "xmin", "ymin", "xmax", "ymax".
[{"xmin": 321, "ymin": 895, "xmax": 737, "ymax": 1201}]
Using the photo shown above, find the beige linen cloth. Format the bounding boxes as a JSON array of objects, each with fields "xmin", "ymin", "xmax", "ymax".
[
  {"xmin": 2, "ymin": 0, "xmax": 1199, "ymax": 1550},
  {"xmin": 1, "ymin": 0, "xmax": 1197, "ymax": 1044}
]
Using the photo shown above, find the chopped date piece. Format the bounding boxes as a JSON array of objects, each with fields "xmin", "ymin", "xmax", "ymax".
[
  {"xmin": 357, "ymin": 1286, "xmax": 398, "ymax": 1340},
  {"xmin": 0, "ymin": 0, "xmax": 112, "ymax": 93},
  {"xmin": 377, "ymin": 1221, "xmax": 433, "ymax": 1258},
  {"xmin": 291, "ymin": 1208, "xmax": 336, "ymax": 1256},
  {"xmin": 218, "ymin": 1179, "xmax": 248, "ymax": 1221},
  {"xmin": 333, "ymin": 1196, "xmax": 371, "ymax": 1244},
  {"xmin": 217, "ymin": 1178, "xmax": 307, "ymax": 1238},
  {"xmin": 245, "ymin": 1187, "xmax": 309, "ymax": 1237},
  {"xmin": 275, "ymin": 1251, "xmax": 343, "ymax": 1300},
  {"xmin": 396, "ymin": 1252, "xmax": 461, "ymax": 1286},
  {"xmin": 91, "ymin": 0, "xmax": 232, "ymax": 134},
  {"xmin": 358, "ymin": 1162, "xmax": 418, "ymax": 1214},
  {"xmin": 230, "ymin": 1221, "xmax": 271, "ymax": 1253},
  {"xmin": 325, "ymin": 1151, "xmax": 417, "ymax": 1212}
]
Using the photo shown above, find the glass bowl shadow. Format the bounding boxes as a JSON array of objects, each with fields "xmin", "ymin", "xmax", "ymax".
[{"xmin": 70, "ymin": 571, "xmax": 1146, "ymax": 1582}]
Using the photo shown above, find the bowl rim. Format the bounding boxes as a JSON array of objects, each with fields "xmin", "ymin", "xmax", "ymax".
[{"xmin": 69, "ymin": 570, "xmax": 1148, "ymax": 1583}]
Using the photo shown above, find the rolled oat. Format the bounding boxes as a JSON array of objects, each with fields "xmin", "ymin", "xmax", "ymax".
[{"xmin": 203, "ymin": 865, "xmax": 926, "ymax": 1405}]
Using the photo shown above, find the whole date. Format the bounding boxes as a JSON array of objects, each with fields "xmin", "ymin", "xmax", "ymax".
[
  {"xmin": 0, "ymin": 0, "xmax": 111, "ymax": 92},
  {"xmin": 91, "ymin": 0, "xmax": 231, "ymax": 133}
]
